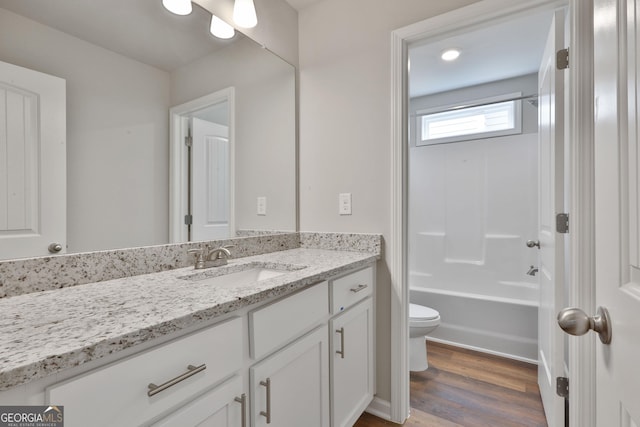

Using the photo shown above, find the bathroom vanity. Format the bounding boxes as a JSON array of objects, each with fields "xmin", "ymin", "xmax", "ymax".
[{"xmin": 0, "ymin": 237, "xmax": 378, "ymax": 427}]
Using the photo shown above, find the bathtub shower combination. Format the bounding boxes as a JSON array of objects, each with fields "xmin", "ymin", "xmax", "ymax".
[{"xmin": 409, "ymin": 132, "xmax": 539, "ymax": 363}]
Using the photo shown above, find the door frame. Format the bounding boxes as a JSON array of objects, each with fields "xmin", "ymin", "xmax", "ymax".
[
  {"xmin": 169, "ymin": 87, "xmax": 236, "ymax": 243},
  {"xmin": 389, "ymin": 0, "xmax": 595, "ymax": 425}
]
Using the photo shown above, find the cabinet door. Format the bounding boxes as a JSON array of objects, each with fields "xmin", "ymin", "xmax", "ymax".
[
  {"xmin": 151, "ymin": 375, "xmax": 245, "ymax": 427},
  {"xmin": 330, "ymin": 298, "xmax": 374, "ymax": 427},
  {"xmin": 250, "ymin": 325, "xmax": 329, "ymax": 427}
]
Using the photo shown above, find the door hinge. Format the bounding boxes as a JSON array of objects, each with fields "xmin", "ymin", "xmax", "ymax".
[
  {"xmin": 185, "ymin": 135, "xmax": 193, "ymax": 147},
  {"xmin": 556, "ymin": 376, "xmax": 569, "ymax": 398},
  {"xmin": 556, "ymin": 213, "xmax": 569, "ymax": 234},
  {"xmin": 557, "ymin": 48, "xmax": 569, "ymax": 70},
  {"xmin": 184, "ymin": 214, "xmax": 193, "ymax": 226}
]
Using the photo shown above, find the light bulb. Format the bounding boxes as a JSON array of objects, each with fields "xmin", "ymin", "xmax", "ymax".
[
  {"xmin": 162, "ymin": 0, "xmax": 192, "ymax": 16},
  {"xmin": 441, "ymin": 49, "xmax": 461, "ymax": 61},
  {"xmin": 210, "ymin": 15, "xmax": 235, "ymax": 39},
  {"xmin": 233, "ymin": 0, "xmax": 257, "ymax": 28}
]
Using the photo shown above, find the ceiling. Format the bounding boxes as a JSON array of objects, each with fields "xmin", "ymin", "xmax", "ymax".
[
  {"xmin": 2, "ymin": 1, "xmax": 555, "ymax": 96},
  {"xmin": 285, "ymin": 0, "xmax": 324, "ymax": 11},
  {"xmin": 409, "ymin": 9, "xmax": 555, "ymax": 97},
  {"xmin": 0, "ymin": 0, "xmax": 238, "ymax": 71}
]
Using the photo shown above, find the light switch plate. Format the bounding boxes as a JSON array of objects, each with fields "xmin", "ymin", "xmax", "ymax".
[
  {"xmin": 339, "ymin": 193, "xmax": 352, "ymax": 215},
  {"xmin": 257, "ymin": 197, "xmax": 267, "ymax": 215}
]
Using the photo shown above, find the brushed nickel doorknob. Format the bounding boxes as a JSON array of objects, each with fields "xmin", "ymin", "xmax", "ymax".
[
  {"xmin": 48, "ymin": 243, "xmax": 63, "ymax": 253},
  {"xmin": 526, "ymin": 240, "xmax": 540, "ymax": 249},
  {"xmin": 557, "ymin": 306, "xmax": 612, "ymax": 344}
]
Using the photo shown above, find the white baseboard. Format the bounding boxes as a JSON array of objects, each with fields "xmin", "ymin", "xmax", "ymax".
[
  {"xmin": 427, "ymin": 336, "xmax": 538, "ymax": 365},
  {"xmin": 365, "ymin": 397, "xmax": 393, "ymax": 421}
]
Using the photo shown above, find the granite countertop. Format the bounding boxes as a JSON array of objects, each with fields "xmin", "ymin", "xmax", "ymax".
[{"xmin": 0, "ymin": 248, "xmax": 377, "ymax": 391}]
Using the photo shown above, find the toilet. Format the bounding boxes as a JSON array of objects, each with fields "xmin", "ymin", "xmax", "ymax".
[{"xmin": 409, "ymin": 303, "xmax": 441, "ymax": 371}]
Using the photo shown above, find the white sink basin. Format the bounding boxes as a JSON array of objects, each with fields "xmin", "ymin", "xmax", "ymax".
[{"xmin": 179, "ymin": 262, "xmax": 304, "ymax": 289}]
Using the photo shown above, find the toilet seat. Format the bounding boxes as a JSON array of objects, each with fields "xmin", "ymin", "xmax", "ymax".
[
  {"xmin": 409, "ymin": 303, "xmax": 439, "ymax": 320},
  {"xmin": 409, "ymin": 303, "xmax": 440, "ymax": 329}
]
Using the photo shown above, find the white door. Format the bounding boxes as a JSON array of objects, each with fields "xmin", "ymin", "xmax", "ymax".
[
  {"xmin": 0, "ymin": 60, "xmax": 65, "ymax": 260},
  {"xmin": 191, "ymin": 117, "xmax": 233, "ymax": 241},
  {"xmin": 591, "ymin": 0, "xmax": 640, "ymax": 425},
  {"xmin": 537, "ymin": 10, "xmax": 566, "ymax": 427}
]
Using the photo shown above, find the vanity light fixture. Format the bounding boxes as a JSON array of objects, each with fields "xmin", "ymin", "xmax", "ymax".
[
  {"xmin": 233, "ymin": 0, "xmax": 258, "ymax": 28},
  {"xmin": 162, "ymin": 0, "xmax": 239, "ymax": 40},
  {"xmin": 441, "ymin": 48, "xmax": 461, "ymax": 62},
  {"xmin": 210, "ymin": 14, "xmax": 236, "ymax": 39},
  {"xmin": 162, "ymin": 0, "xmax": 192, "ymax": 16}
]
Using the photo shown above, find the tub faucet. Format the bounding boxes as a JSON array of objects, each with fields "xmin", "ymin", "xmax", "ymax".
[
  {"xmin": 188, "ymin": 245, "xmax": 234, "ymax": 269},
  {"xmin": 527, "ymin": 265, "xmax": 539, "ymax": 276}
]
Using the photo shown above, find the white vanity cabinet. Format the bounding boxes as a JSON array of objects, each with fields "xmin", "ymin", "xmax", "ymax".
[
  {"xmin": 329, "ymin": 266, "xmax": 375, "ymax": 427},
  {"xmin": 7, "ymin": 262, "xmax": 376, "ymax": 427}
]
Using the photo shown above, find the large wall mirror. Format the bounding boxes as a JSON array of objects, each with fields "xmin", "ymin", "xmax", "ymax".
[{"xmin": 0, "ymin": 0, "xmax": 296, "ymax": 260}]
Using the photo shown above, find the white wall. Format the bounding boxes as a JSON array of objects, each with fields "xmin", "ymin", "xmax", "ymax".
[
  {"xmin": 297, "ymin": 0, "xmax": 480, "ymax": 404},
  {"xmin": 171, "ymin": 37, "xmax": 296, "ymax": 232},
  {"xmin": 0, "ymin": 8, "xmax": 171, "ymax": 253}
]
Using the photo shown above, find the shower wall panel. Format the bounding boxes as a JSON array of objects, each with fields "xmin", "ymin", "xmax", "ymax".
[{"xmin": 409, "ymin": 132, "xmax": 539, "ymax": 302}]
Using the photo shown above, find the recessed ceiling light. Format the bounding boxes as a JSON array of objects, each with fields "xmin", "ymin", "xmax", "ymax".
[{"xmin": 441, "ymin": 48, "xmax": 461, "ymax": 61}]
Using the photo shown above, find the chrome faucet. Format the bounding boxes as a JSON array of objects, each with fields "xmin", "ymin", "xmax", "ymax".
[
  {"xmin": 527, "ymin": 265, "xmax": 539, "ymax": 276},
  {"xmin": 188, "ymin": 245, "xmax": 233, "ymax": 269}
]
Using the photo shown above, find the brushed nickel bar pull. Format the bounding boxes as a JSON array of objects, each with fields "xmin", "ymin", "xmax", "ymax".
[
  {"xmin": 260, "ymin": 378, "xmax": 271, "ymax": 424},
  {"xmin": 336, "ymin": 327, "xmax": 345, "ymax": 359},
  {"xmin": 350, "ymin": 284, "xmax": 368, "ymax": 293},
  {"xmin": 234, "ymin": 393, "xmax": 247, "ymax": 427},
  {"xmin": 147, "ymin": 364, "xmax": 206, "ymax": 397}
]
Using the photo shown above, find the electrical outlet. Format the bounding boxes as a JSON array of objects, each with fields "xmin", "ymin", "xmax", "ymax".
[
  {"xmin": 257, "ymin": 197, "xmax": 267, "ymax": 215},
  {"xmin": 339, "ymin": 193, "xmax": 352, "ymax": 215}
]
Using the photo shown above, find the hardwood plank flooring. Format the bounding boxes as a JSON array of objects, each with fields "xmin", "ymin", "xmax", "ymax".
[{"xmin": 354, "ymin": 342, "xmax": 547, "ymax": 427}]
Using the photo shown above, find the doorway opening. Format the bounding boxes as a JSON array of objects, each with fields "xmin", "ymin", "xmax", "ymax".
[{"xmin": 390, "ymin": 1, "xmax": 574, "ymax": 426}]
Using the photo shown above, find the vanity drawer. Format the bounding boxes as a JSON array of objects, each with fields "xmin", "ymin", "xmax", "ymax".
[
  {"xmin": 47, "ymin": 317, "xmax": 243, "ymax": 427},
  {"xmin": 330, "ymin": 266, "xmax": 374, "ymax": 314},
  {"xmin": 250, "ymin": 281, "xmax": 329, "ymax": 360}
]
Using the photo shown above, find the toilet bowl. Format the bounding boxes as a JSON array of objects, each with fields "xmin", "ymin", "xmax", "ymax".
[{"xmin": 409, "ymin": 303, "xmax": 440, "ymax": 371}]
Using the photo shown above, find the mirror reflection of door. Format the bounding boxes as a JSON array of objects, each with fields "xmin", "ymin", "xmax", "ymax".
[
  {"xmin": 169, "ymin": 89, "xmax": 235, "ymax": 243},
  {"xmin": 0, "ymin": 60, "xmax": 66, "ymax": 260},
  {"xmin": 191, "ymin": 117, "xmax": 231, "ymax": 240}
]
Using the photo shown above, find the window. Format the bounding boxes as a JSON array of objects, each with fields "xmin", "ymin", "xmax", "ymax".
[{"xmin": 416, "ymin": 93, "xmax": 523, "ymax": 146}]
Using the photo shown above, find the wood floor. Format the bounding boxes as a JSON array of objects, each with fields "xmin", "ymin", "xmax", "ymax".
[{"xmin": 354, "ymin": 342, "xmax": 547, "ymax": 427}]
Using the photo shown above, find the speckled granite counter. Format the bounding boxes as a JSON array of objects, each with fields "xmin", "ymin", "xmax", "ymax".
[{"xmin": 0, "ymin": 248, "xmax": 378, "ymax": 391}]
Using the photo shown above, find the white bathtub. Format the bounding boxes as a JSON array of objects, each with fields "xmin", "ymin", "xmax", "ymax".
[{"xmin": 410, "ymin": 274, "xmax": 539, "ymax": 363}]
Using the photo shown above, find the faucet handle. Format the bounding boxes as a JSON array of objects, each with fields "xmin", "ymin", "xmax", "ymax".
[
  {"xmin": 188, "ymin": 248, "xmax": 206, "ymax": 268},
  {"xmin": 188, "ymin": 248, "xmax": 204, "ymax": 257}
]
